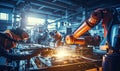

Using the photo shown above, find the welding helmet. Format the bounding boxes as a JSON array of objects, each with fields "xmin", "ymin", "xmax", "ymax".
[{"xmin": 10, "ymin": 28, "xmax": 29, "ymax": 41}]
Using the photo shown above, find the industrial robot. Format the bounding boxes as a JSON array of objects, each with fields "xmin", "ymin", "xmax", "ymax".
[{"xmin": 65, "ymin": 8, "xmax": 120, "ymax": 71}]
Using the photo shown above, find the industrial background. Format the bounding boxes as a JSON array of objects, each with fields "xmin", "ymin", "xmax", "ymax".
[{"xmin": 0, "ymin": 0, "xmax": 120, "ymax": 71}]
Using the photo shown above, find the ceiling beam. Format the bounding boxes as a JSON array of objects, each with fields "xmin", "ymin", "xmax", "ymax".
[
  {"xmin": 49, "ymin": 8, "xmax": 84, "ymax": 24},
  {"xmin": 26, "ymin": 12, "xmax": 58, "ymax": 20},
  {"xmin": 56, "ymin": 0, "xmax": 77, "ymax": 6},
  {"xmin": 16, "ymin": 0, "xmax": 23, "ymax": 5},
  {"xmin": 0, "ymin": 2, "xmax": 14, "ymax": 8},
  {"xmin": 29, "ymin": 8, "xmax": 62, "ymax": 18},
  {"xmin": 38, "ymin": 6, "xmax": 45, "ymax": 10},
  {"xmin": 86, "ymin": 3, "xmax": 120, "ymax": 11},
  {"xmin": 52, "ymin": 0, "xmax": 57, "ymax": 2},
  {"xmin": 54, "ymin": 9, "xmax": 60, "ymax": 13},
  {"xmin": 36, "ymin": 0, "xmax": 76, "ymax": 12},
  {"xmin": 30, "ymin": 2, "xmax": 64, "ymax": 11}
]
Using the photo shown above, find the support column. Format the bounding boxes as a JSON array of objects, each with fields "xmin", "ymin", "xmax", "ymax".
[{"xmin": 20, "ymin": 12, "xmax": 27, "ymax": 29}]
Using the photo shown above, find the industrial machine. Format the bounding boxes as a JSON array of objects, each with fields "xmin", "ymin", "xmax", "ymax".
[
  {"xmin": 0, "ymin": 0, "xmax": 119, "ymax": 70},
  {"xmin": 65, "ymin": 8, "xmax": 120, "ymax": 71},
  {"xmin": 3, "ymin": 8, "xmax": 120, "ymax": 71},
  {"xmin": 3, "ymin": 42, "xmax": 102, "ymax": 71}
]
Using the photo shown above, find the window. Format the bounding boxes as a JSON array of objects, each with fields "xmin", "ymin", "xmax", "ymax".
[
  {"xmin": 26, "ymin": 26, "xmax": 33, "ymax": 29},
  {"xmin": 47, "ymin": 19, "xmax": 56, "ymax": 30},
  {"xmin": 48, "ymin": 19, "xmax": 55, "ymax": 23},
  {"xmin": 57, "ymin": 22, "xmax": 60, "ymax": 28},
  {"xmin": 27, "ymin": 17, "xmax": 45, "ymax": 25},
  {"xmin": 0, "ymin": 13, "xmax": 8, "ymax": 20},
  {"xmin": 47, "ymin": 23, "xmax": 56, "ymax": 30}
]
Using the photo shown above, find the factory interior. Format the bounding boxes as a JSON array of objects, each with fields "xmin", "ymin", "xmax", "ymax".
[{"xmin": 0, "ymin": 0, "xmax": 120, "ymax": 71}]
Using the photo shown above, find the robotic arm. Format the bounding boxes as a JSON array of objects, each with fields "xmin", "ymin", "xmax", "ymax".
[
  {"xmin": 65, "ymin": 8, "xmax": 120, "ymax": 71},
  {"xmin": 65, "ymin": 8, "xmax": 113, "ymax": 45}
]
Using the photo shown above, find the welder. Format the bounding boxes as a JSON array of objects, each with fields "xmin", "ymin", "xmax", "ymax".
[
  {"xmin": 0, "ymin": 28, "xmax": 53, "ymax": 61},
  {"xmin": 65, "ymin": 8, "xmax": 120, "ymax": 71},
  {"xmin": 49, "ymin": 30, "xmax": 62, "ymax": 47}
]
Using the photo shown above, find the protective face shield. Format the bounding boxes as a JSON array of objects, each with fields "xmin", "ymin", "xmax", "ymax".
[{"xmin": 109, "ymin": 24, "xmax": 120, "ymax": 50}]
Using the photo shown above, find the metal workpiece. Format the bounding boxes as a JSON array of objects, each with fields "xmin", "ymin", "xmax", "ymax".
[
  {"xmin": 30, "ymin": 60, "xmax": 102, "ymax": 71},
  {"xmin": 29, "ymin": 45, "xmax": 102, "ymax": 71}
]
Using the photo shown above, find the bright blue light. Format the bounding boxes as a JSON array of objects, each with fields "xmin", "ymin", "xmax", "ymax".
[{"xmin": 0, "ymin": 13, "xmax": 8, "ymax": 20}]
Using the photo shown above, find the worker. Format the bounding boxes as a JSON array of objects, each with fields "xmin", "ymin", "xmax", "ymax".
[
  {"xmin": 65, "ymin": 8, "xmax": 120, "ymax": 71},
  {"xmin": 0, "ymin": 28, "xmax": 53, "ymax": 61},
  {"xmin": 49, "ymin": 30, "xmax": 62, "ymax": 47}
]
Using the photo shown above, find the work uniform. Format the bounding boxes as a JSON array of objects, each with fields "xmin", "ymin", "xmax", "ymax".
[{"xmin": 0, "ymin": 28, "xmax": 41, "ymax": 62}]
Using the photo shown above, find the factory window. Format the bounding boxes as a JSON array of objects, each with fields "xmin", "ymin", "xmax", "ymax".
[
  {"xmin": 57, "ymin": 22, "xmax": 60, "ymax": 28},
  {"xmin": 27, "ymin": 17, "xmax": 45, "ymax": 25},
  {"xmin": 47, "ymin": 23, "xmax": 56, "ymax": 30},
  {"xmin": 0, "ymin": 13, "xmax": 8, "ymax": 20},
  {"xmin": 26, "ymin": 26, "xmax": 33, "ymax": 29},
  {"xmin": 48, "ymin": 19, "xmax": 55, "ymax": 23}
]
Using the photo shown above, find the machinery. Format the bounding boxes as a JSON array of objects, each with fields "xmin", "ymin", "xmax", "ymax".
[
  {"xmin": 6, "ymin": 43, "xmax": 101, "ymax": 71},
  {"xmin": 1, "ymin": 7, "xmax": 119, "ymax": 71},
  {"xmin": 65, "ymin": 8, "xmax": 120, "ymax": 71},
  {"xmin": 0, "ymin": 0, "xmax": 120, "ymax": 70}
]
